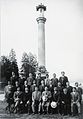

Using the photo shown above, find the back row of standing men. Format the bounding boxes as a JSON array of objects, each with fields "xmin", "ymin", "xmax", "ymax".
[{"xmin": 4, "ymin": 71, "xmax": 83, "ymax": 115}]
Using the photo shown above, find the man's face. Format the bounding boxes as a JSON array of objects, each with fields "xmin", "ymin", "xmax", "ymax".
[
  {"xmin": 41, "ymin": 80, "xmax": 44, "ymax": 85},
  {"xmin": 75, "ymin": 83, "xmax": 78, "ymax": 87},
  {"xmin": 45, "ymin": 87, "xmax": 48, "ymax": 91},
  {"xmin": 15, "ymin": 81, "xmax": 19, "ymax": 86},
  {"xmin": 63, "ymin": 89, "xmax": 67, "ymax": 94},
  {"xmin": 73, "ymin": 88, "xmax": 76, "ymax": 92},
  {"xmin": 12, "ymin": 72, "xmax": 15, "ymax": 76},
  {"xmin": 53, "ymin": 73, "xmax": 56, "ymax": 78},
  {"xmin": 66, "ymin": 82, "xmax": 69, "ymax": 86},
  {"xmin": 38, "ymin": 73, "xmax": 41, "ymax": 78},
  {"xmin": 25, "ymin": 88, "xmax": 29, "ymax": 93},
  {"xmin": 17, "ymin": 88, "xmax": 20, "ymax": 92},
  {"xmin": 29, "ymin": 73, "xmax": 32, "ymax": 78},
  {"xmin": 58, "ymin": 82, "xmax": 61, "ymax": 87},
  {"xmin": 8, "ymin": 81, "xmax": 11, "ymax": 85},
  {"xmin": 33, "ymin": 80, "xmax": 36, "ymax": 85},
  {"xmin": 61, "ymin": 72, "xmax": 65, "ymax": 76},
  {"xmin": 54, "ymin": 87, "xmax": 57, "ymax": 92},
  {"xmin": 35, "ymin": 87, "xmax": 38, "ymax": 92},
  {"xmin": 24, "ymin": 81, "xmax": 27, "ymax": 85}
]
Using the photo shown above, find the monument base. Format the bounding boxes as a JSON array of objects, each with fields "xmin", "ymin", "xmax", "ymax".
[{"xmin": 36, "ymin": 65, "xmax": 48, "ymax": 80}]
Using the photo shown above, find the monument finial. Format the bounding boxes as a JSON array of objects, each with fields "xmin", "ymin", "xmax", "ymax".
[{"xmin": 36, "ymin": 3, "xmax": 46, "ymax": 11}]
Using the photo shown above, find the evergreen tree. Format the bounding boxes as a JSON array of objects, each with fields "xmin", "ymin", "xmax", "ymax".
[
  {"xmin": 1, "ymin": 56, "xmax": 11, "ymax": 84},
  {"xmin": 9, "ymin": 49, "xmax": 19, "ymax": 78},
  {"xmin": 20, "ymin": 52, "xmax": 38, "ymax": 78}
]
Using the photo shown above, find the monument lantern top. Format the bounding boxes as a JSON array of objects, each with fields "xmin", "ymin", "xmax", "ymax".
[{"xmin": 36, "ymin": 3, "xmax": 46, "ymax": 11}]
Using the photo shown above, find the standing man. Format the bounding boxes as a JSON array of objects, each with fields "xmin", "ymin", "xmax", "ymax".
[
  {"xmin": 66, "ymin": 81, "xmax": 72, "ymax": 94},
  {"xmin": 39, "ymin": 80, "xmax": 45, "ymax": 93},
  {"xmin": 10, "ymin": 72, "xmax": 17, "ymax": 86},
  {"xmin": 36, "ymin": 73, "xmax": 42, "ymax": 87},
  {"xmin": 27, "ymin": 73, "xmax": 33, "ymax": 87},
  {"xmin": 44, "ymin": 74, "xmax": 50, "ymax": 87},
  {"xmin": 30, "ymin": 80, "xmax": 36, "ymax": 93},
  {"xmin": 51, "ymin": 73, "xmax": 58, "ymax": 87},
  {"xmin": 59, "ymin": 71, "xmax": 68, "ymax": 88}
]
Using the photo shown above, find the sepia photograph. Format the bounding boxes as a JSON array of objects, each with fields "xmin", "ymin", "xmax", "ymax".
[{"xmin": 0, "ymin": 0, "xmax": 83, "ymax": 119}]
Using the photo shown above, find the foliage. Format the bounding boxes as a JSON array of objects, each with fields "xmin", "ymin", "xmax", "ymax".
[
  {"xmin": 20, "ymin": 52, "xmax": 38, "ymax": 78},
  {"xmin": 1, "ymin": 56, "xmax": 11, "ymax": 82},
  {"xmin": 9, "ymin": 49, "xmax": 19, "ymax": 77},
  {"xmin": 1, "ymin": 49, "xmax": 19, "ymax": 83}
]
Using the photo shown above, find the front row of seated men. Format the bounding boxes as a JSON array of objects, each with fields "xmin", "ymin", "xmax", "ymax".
[{"xmin": 4, "ymin": 80, "xmax": 82, "ymax": 116}]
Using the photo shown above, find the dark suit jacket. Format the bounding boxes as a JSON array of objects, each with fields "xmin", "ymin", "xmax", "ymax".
[{"xmin": 59, "ymin": 76, "xmax": 68, "ymax": 87}]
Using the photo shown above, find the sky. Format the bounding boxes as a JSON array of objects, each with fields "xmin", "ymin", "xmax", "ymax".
[{"xmin": 1, "ymin": 0, "xmax": 83, "ymax": 83}]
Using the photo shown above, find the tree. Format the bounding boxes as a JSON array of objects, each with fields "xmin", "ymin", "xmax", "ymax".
[
  {"xmin": 1, "ymin": 56, "xmax": 11, "ymax": 84},
  {"xmin": 9, "ymin": 49, "xmax": 19, "ymax": 77},
  {"xmin": 20, "ymin": 52, "xmax": 38, "ymax": 78}
]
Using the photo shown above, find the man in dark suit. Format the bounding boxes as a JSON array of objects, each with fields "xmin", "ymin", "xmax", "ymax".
[
  {"xmin": 30, "ymin": 80, "xmax": 36, "ymax": 93},
  {"xmin": 66, "ymin": 81, "xmax": 72, "ymax": 94},
  {"xmin": 59, "ymin": 71, "xmax": 68, "ymax": 88},
  {"xmin": 51, "ymin": 87, "xmax": 60, "ymax": 114},
  {"xmin": 51, "ymin": 73, "xmax": 58, "ymax": 87},
  {"xmin": 71, "ymin": 87, "xmax": 81, "ymax": 115},
  {"xmin": 75, "ymin": 82, "xmax": 82, "ymax": 104},
  {"xmin": 36, "ymin": 73, "xmax": 42, "ymax": 88},
  {"xmin": 27, "ymin": 73, "xmax": 33, "ymax": 87},
  {"xmin": 10, "ymin": 72, "xmax": 17, "ymax": 86},
  {"xmin": 23, "ymin": 87, "xmax": 32, "ymax": 113},
  {"xmin": 61, "ymin": 88, "xmax": 71, "ymax": 115},
  {"xmin": 39, "ymin": 80, "xmax": 45, "ymax": 93},
  {"xmin": 14, "ymin": 87, "xmax": 23, "ymax": 113},
  {"xmin": 4, "ymin": 81, "xmax": 14, "ymax": 113}
]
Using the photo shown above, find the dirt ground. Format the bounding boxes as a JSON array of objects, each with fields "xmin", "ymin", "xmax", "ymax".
[{"xmin": 0, "ymin": 100, "xmax": 82, "ymax": 119}]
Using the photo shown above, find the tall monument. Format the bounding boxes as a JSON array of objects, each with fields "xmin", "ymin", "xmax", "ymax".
[
  {"xmin": 36, "ymin": 3, "xmax": 46, "ymax": 67},
  {"xmin": 36, "ymin": 3, "xmax": 47, "ymax": 77}
]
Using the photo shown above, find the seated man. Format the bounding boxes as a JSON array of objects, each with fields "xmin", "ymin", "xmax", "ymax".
[
  {"xmin": 4, "ymin": 81, "xmax": 14, "ymax": 113},
  {"xmin": 22, "ymin": 80, "xmax": 30, "ymax": 92},
  {"xmin": 71, "ymin": 87, "xmax": 81, "ymax": 116},
  {"xmin": 14, "ymin": 87, "xmax": 23, "ymax": 113},
  {"xmin": 23, "ymin": 87, "xmax": 32, "ymax": 113},
  {"xmin": 61, "ymin": 88, "xmax": 71, "ymax": 115},
  {"xmin": 14, "ymin": 81, "xmax": 20, "ymax": 92},
  {"xmin": 32, "ymin": 87, "xmax": 41, "ymax": 114},
  {"xmin": 42, "ymin": 87, "xmax": 51, "ymax": 114},
  {"xmin": 51, "ymin": 87, "xmax": 60, "ymax": 114},
  {"xmin": 75, "ymin": 82, "xmax": 82, "ymax": 104}
]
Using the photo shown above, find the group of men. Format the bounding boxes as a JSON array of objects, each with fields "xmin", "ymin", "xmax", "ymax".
[{"xmin": 4, "ymin": 71, "xmax": 82, "ymax": 116}]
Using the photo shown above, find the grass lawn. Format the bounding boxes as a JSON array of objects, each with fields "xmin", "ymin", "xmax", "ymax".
[{"xmin": 0, "ymin": 100, "xmax": 82, "ymax": 119}]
